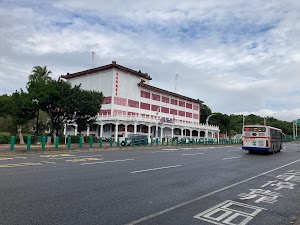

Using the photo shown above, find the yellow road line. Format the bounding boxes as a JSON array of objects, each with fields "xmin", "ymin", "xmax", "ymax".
[
  {"xmin": 41, "ymin": 161, "xmax": 56, "ymax": 164},
  {"xmin": 0, "ymin": 157, "xmax": 14, "ymax": 161},
  {"xmin": 40, "ymin": 154, "xmax": 74, "ymax": 158},
  {"xmin": 0, "ymin": 162, "xmax": 42, "ymax": 168},
  {"xmin": 65, "ymin": 157, "xmax": 103, "ymax": 163}
]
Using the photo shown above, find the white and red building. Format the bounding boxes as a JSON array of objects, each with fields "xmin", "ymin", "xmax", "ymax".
[{"xmin": 61, "ymin": 61, "xmax": 219, "ymax": 141}]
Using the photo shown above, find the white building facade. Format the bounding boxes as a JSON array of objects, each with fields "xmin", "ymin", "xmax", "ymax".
[{"xmin": 61, "ymin": 61, "xmax": 219, "ymax": 141}]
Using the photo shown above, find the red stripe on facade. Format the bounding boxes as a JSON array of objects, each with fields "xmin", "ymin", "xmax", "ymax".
[{"xmin": 138, "ymin": 82, "xmax": 203, "ymax": 104}]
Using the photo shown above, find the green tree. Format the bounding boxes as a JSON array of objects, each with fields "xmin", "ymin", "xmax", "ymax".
[
  {"xmin": 209, "ymin": 113, "xmax": 230, "ymax": 134},
  {"xmin": 27, "ymin": 66, "xmax": 53, "ymax": 136},
  {"xmin": 0, "ymin": 91, "xmax": 36, "ymax": 143},
  {"xmin": 200, "ymin": 104, "xmax": 212, "ymax": 124},
  {"xmin": 38, "ymin": 79, "xmax": 73, "ymax": 138},
  {"xmin": 71, "ymin": 86, "xmax": 104, "ymax": 135}
]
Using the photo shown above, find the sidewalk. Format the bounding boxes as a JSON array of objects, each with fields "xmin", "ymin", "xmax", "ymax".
[{"xmin": 295, "ymin": 217, "xmax": 300, "ymax": 225}]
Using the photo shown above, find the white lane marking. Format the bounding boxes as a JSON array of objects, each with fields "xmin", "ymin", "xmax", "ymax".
[
  {"xmin": 41, "ymin": 161, "xmax": 56, "ymax": 164},
  {"xmin": 182, "ymin": 153, "xmax": 204, "ymax": 156},
  {"xmin": 80, "ymin": 159, "xmax": 134, "ymax": 166},
  {"xmin": 124, "ymin": 158, "xmax": 300, "ymax": 225},
  {"xmin": 227, "ymin": 150, "xmax": 240, "ymax": 152},
  {"xmin": 131, "ymin": 165, "xmax": 182, "ymax": 174},
  {"xmin": 161, "ymin": 149, "xmax": 178, "ymax": 151},
  {"xmin": 49, "ymin": 155, "xmax": 102, "ymax": 160},
  {"xmin": 222, "ymin": 156, "xmax": 242, "ymax": 160}
]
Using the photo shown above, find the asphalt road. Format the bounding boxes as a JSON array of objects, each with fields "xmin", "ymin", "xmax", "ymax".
[{"xmin": 0, "ymin": 143, "xmax": 300, "ymax": 225}]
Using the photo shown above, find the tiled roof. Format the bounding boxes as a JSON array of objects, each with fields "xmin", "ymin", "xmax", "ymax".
[{"xmin": 61, "ymin": 61, "xmax": 152, "ymax": 80}]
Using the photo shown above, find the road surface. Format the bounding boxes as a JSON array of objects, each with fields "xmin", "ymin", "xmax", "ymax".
[{"xmin": 0, "ymin": 143, "xmax": 300, "ymax": 225}]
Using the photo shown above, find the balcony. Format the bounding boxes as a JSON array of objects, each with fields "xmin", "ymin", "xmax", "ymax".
[{"xmin": 97, "ymin": 113, "xmax": 219, "ymax": 131}]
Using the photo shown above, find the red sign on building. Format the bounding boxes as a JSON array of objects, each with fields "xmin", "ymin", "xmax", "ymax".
[{"xmin": 115, "ymin": 72, "xmax": 119, "ymax": 96}]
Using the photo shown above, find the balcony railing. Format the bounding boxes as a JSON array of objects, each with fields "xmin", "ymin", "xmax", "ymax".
[{"xmin": 97, "ymin": 113, "xmax": 219, "ymax": 131}]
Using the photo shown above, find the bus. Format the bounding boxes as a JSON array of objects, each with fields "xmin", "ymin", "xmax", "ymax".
[{"xmin": 242, "ymin": 125, "xmax": 283, "ymax": 153}]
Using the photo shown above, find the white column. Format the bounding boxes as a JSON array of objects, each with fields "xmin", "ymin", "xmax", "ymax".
[
  {"xmin": 171, "ymin": 127, "xmax": 174, "ymax": 139},
  {"xmin": 86, "ymin": 125, "xmax": 90, "ymax": 136},
  {"xmin": 190, "ymin": 129, "xmax": 192, "ymax": 139},
  {"xmin": 160, "ymin": 126, "xmax": 164, "ymax": 142},
  {"xmin": 198, "ymin": 130, "xmax": 200, "ymax": 138},
  {"xmin": 218, "ymin": 132, "xmax": 220, "ymax": 142},
  {"xmin": 100, "ymin": 123, "xmax": 103, "ymax": 137},
  {"xmin": 148, "ymin": 124, "xmax": 151, "ymax": 143},
  {"xmin": 181, "ymin": 128, "xmax": 183, "ymax": 138},
  {"xmin": 74, "ymin": 125, "xmax": 78, "ymax": 136},
  {"xmin": 63, "ymin": 124, "xmax": 67, "ymax": 136},
  {"xmin": 115, "ymin": 121, "xmax": 119, "ymax": 142},
  {"xmin": 134, "ymin": 121, "xmax": 137, "ymax": 134}
]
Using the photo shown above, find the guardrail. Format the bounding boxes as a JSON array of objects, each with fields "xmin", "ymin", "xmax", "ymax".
[{"xmin": 4, "ymin": 136, "xmax": 242, "ymax": 151}]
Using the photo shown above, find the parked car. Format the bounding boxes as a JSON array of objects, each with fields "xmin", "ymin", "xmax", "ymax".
[{"xmin": 121, "ymin": 134, "xmax": 148, "ymax": 146}]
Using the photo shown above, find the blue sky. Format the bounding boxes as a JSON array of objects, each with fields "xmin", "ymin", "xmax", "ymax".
[{"xmin": 1, "ymin": 0, "xmax": 300, "ymax": 121}]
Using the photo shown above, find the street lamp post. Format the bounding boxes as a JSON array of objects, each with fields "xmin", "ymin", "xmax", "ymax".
[{"xmin": 205, "ymin": 114, "xmax": 215, "ymax": 140}]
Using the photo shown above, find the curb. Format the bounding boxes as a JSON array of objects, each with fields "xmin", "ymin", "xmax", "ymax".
[{"xmin": 294, "ymin": 217, "xmax": 300, "ymax": 225}]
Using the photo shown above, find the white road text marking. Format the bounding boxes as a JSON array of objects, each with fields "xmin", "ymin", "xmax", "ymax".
[{"xmin": 125, "ymin": 159, "xmax": 300, "ymax": 225}]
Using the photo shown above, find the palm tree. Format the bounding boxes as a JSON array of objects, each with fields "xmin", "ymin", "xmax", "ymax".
[
  {"xmin": 27, "ymin": 66, "xmax": 52, "ymax": 140},
  {"xmin": 27, "ymin": 66, "xmax": 52, "ymax": 88}
]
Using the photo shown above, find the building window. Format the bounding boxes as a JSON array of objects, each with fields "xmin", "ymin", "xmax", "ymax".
[
  {"xmin": 193, "ymin": 104, "xmax": 199, "ymax": 111},
  {"xmin": 141, "ymin": 90, "xmax": 150, "ymax": 99},
  {"xmin": 171, "ymin": 99, "xmax": 178, "ymax": 105},
  {"xmin": 140, "ymin": 102, "xmax": 150, "ymax": 110},
  {"xmin": 179, "ymin": 101, "xmax": 185, "ymax": 107},
  {"xmin": 128, "ymin": 100, "xmax": 139, "ymax": 108},
  {"xmin": 193, "ymin": 114, "xmax": 199, "ymax": 119},
  {"xmin": 152, "ymin": 93, "xmax": 161, "ymax": 101},
  {"xmin": 178, "ymin": 110, "xmax": 185, "ymax": 116},
  {"xmin": 151, "ymin": 104, "xmax": 159, "ymax": 111},
  {"xmin": 186, "ymin": 103, "xmax": 192, "ymax": 109},
  {"xmin": 170, "ymin": 108, "xmax": 177, "ymax": 115},
  {"xmin": 162, "ymin": 96, "xmax": 169, "ymax": 103},
  {"xmin": 161, "ymin": 107, "xmax": 169, "ymax": 113},
  {"xmin": 114, "ymin": 97, "xmax": 127, "ymax": 106},
  {"xmin": 103, "ymin": 96, "xmax": 112, "ymax": 104},
  {"xmin": 186, "ymin": 112, "xmax": 192, "ymax": 118}
]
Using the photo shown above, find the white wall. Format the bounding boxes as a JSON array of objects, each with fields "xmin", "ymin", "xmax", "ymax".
[{"xmin": 67, "ymin": 70, "xmax": 113, "ymax": 97}]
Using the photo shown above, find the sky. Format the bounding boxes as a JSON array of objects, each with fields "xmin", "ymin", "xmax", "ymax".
[{"xmin": 1, "ymin": 0, "xmax": 300, "ymax": 122}]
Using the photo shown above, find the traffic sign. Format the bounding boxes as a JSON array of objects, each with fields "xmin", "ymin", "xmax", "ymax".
[{"xmin": 297, "ymin": 119, "xmax": 300, "ymax": 125}]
